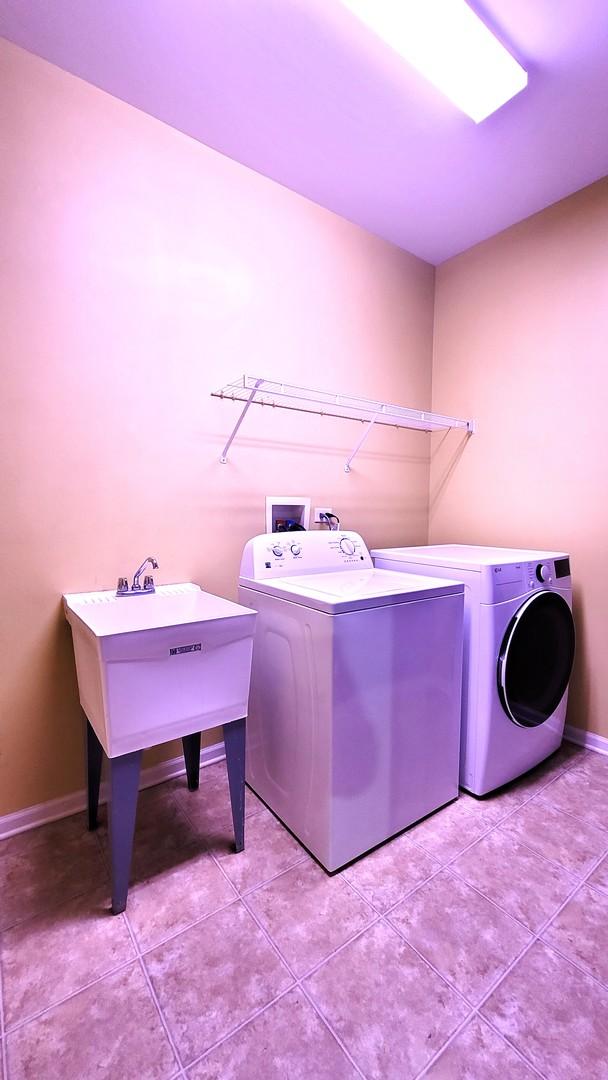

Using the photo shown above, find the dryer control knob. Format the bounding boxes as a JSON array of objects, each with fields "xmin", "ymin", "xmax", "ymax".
[
  {"xmin": 340, "ymin": 537, "xmax": 356, "ymax": 555},
  {"xmin": 536, "ymin": 563, "xmax": 550, "ymax": 583},
  {"xmin": 272, "ymin": 545, "xmax": 284, "ymax": 557},
  {"xmin": 290, "ymin": 543, "xmax": 302, "ymax": 556}
]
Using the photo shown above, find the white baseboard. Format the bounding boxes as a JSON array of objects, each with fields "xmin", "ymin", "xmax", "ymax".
[
  {"xmin": 0, "ymin": 740, "xmax": 226, "ymax": 842},
  {"xmin": 564, "ymin": 724, "xmax": 608, "ymax": 757}
]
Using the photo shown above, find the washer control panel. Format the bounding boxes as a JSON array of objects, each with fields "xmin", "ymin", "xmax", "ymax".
[{"xmin": 240, "ymin": 531, "xmax": 373, "ymax": 580}]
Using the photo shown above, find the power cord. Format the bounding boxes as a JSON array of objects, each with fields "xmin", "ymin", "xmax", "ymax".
[{"xmin": 319, "ymin": 512, "xmax": 340, "ymax": 532}]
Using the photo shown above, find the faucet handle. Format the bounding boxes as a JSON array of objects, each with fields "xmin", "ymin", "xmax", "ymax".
[
  {"xmin": 143, "ymin": 575, "xmax": 155, "ymax": 591},
  {"xmin": 116, "ymin": 576, "xmax": 129, "ymax": 594}
]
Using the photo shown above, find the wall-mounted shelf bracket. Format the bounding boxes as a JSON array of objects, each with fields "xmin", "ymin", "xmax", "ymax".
[
  {"xmin": 212, "ymin": 375, "xmax": 475, "ymax": 471},
  {"xmin": 344, "ymin": 411, "xmax": 380, "ymax": 473},
  {"xmin": 219, "ymin": 378, "xmax": 263, "ymax": 463}
]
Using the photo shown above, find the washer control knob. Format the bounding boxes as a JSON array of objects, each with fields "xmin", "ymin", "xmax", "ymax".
[
  {"xmin": 272, "ymin": 545, "xmax": 284, "ymax": 557},
  {"xmin": 536, "ymin": 563, "xmax": 550, "ymax": 583},
  {"xmin": 340, "ymin": 537, "xmax": 356, "ymax": 556},
  {"xmin": 290, "ymin": 543, "xmax": 302, "ymax": 556}
]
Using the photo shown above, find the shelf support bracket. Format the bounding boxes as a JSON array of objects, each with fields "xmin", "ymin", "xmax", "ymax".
[
  {"xmin": 344, "ymin": 412, "xmax": 379, "ymax": 473},
  {"xmin": 219, "ymin": 379, "xmax": 263, "ymax": 463}
]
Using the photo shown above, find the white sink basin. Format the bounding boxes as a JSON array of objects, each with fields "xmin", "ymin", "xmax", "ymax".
[{"xmin": 64, "ymin": 583, "xmax": 257, "ymax": 757}]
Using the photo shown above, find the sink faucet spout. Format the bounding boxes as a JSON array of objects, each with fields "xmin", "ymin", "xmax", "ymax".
[{"xmin": 132, "ymin": 556, "xmax": 159, "ymax": 591}]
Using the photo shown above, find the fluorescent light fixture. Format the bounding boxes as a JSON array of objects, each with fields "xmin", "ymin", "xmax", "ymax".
[{"xmin": 341, "ymin": 0, "xmax": 527, "ymax": 122}]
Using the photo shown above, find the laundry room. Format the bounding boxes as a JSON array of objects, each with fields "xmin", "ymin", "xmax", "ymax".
[{"xmin": 1, "ymin": 3, "xmax": 607, "ymax": 1078}]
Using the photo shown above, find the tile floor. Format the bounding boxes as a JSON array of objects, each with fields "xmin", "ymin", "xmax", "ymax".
[{"xmin": 1, "ymin": 743, "xmax": 608, "ymax": 1079}]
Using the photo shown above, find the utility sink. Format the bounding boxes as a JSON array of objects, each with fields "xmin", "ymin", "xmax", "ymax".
[{"xmin": 64, "ymin": 583, "xmax": 257, "ymax": 757}]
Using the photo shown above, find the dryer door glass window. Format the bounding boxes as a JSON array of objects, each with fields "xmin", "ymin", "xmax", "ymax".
[{"xmin": 498, "ymin": 592, "xmax": 575, "ymax": 728}]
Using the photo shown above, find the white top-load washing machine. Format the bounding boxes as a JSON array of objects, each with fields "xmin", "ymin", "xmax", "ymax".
[
  {"xmin": 239, "ymin": 531, "xmax": 464, "ymax": 870},
  {"xmin": 371, "ymin": 545, "xmax": 575, "ymax": 796}
]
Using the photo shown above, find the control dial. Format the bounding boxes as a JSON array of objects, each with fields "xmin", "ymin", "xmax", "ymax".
[
  {"xmin": 340, "ymin": 537, "xmax": 356, "ymax": 556},
  {"xmin": 536, "ymin": 563, "xmax": 550, "ymax": 583},
  {"xmin": 290, "ymin": 543, "xmax": 302, "ymax": 556},
  {"xmin": 272, "ymin": 545, "xmax": 284, "ymax": 557}
]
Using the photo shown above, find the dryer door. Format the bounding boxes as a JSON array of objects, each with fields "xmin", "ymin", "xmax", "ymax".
[{"xmin": 497, "ymin": 592, "xmax": 575, "ymax": 728}]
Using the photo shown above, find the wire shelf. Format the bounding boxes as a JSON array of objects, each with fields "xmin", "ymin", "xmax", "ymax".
[{"xmin": 212, "ymin": 375, "xmax": 475, "ymax": 471}]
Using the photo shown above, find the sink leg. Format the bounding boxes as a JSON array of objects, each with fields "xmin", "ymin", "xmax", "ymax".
[
  {"xmin": 109, "ymin": 750, "xmax": 142, "ymax": 915},
  {"xmin": 182, "ymin": 732, "xmax": 201, "ymax": 791},
  {"xmin": 224, "ymin": 717, "xmax": 246, "ymax": 853},
  {"xmin": 85, "ymin": 719, "xmax": 103, "ymax": 831}
]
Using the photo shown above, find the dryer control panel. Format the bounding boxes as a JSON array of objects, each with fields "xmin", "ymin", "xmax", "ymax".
[
  {"xmin": 240, "ymin": 531, "xmax": 372, "ymax": 580},
  {"xmin": 484, "ymin": 556, "xmax": 571, "ymax": 603}
]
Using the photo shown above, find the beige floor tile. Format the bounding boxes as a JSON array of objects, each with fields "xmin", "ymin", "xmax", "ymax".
[
  {"xmin": 551, "ymin": 742, "xmax": 594, "ymax": 769},
  {"xmin": 0, "ymin": 828, "xmax": 107, "ymax": 931},
  {"xmin": 127, "ymin": 851, "xmax": 236, "ymax": 951},
  {"xmin": 145, "ymin": 900, "xmax": 293, "ymax": 1064},
  {"xmin": 214, "ymin": 808, "xmax": 305, "ymax": 893},
  {"xmin": 482, "ymin": 941, "xmax": 608, "ymax": 1080},
  {"xmin": 389, "ymin": 871, "xmax": 530, "ymax": 1003},
  {"xmin": 175, "ymin": 765, "xmax": 263, "ymax": 823},
  {"xmin": 499, "ymin": 797, "xmax": 608, "ymax": 875},
  {"xmin": 2, "ymin": 887, "xmax": 135, "ymax": 1028},
  {"xmin": 457, "ymin": 791, "xmax": 517, "ymax": 828},
  {"xmin": 407, "ymin": 799, "xmax": 489, "ymax": 863},
  {"xmin": 247, "ymin": 860, "xmax": 373, "ymax": 976},
  {"xmin": 564, "ymin": 747, "xmax": 608, "ymax": 778},
  {"xmin": 0, "ymin": 813, "xmax": 99, "ymax": 861},
  {"xmin": 305, "ymin": 920, "xmax": 469, "ymax": 1079},
  {"xmin": 426, "ymin": 1016, "xmax": 537, "ymax": 1079},
  {"xmin": 538, "ymin": 762, "xmax": 608, "ymax": 832},
  {"xmin": 542, "ymin": 884, "xmax": 608, "ymax": 985},
  {"xmin": 6, "ymin": 962, "xmax": 176, "ymax": 1080},
  {"xmin": 188, "ymin": 988, "xmax": 359, "ymax": 1079},
  {"xmin": 453, "ymin": 828, "xmax": 576, "ymax": 931},
  {"xmin": 589, "ymin": 853, "xmax": 608, "ymax": 895},
  {"xmin": 343, "ymin": 833, "xmax": 439, "ymax": 912},
  {"xmin": 98, "ymin": 787, "xmax": 208, "ymax": 883}
]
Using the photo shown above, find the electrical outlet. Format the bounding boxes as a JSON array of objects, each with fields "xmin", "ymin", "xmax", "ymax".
[{"xmin": 314, "ymin": 506, "xmax": 333, "ymax": 524}]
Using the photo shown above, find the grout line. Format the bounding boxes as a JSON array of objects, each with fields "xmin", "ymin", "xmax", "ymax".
[
  {"xmin": 0, "ymin": 863, "xmax": 110, "ymax": 934},
  {"xmin": 406, "ymin": 756, "xmax": 608, "ymax": 893},
  {"xmin": 205, "ymin": 849, "xmax": 370, "ymax": 1078},
  {"xmin": 136, "ymin": 895, "xmax": 241, "ymax": 957},
  {"xmin": 0, "ymin": 944, "xmax": 8, "ymax": 1080},
  {"xmin": 344, "ymin": 855, "xmax": 542, "ymax": 1078},
  {"xmin": 2, "ymin": 751, "xmax": 602, "ymax": 1080},
  {"xmin": 123, "ymin": 913, "xmax": 185, "ymax": 1077},
  {"xmin": 416, "ymin": 843, "xmax": 608, "ymax": 1079},
  {"xmin": 183, "ymin": 985, "xmax": 295, "ymax": 1074},
  {"xmin": 444, "ymin": 862, "xmax": 561, "ymax": 936},
  {"xmin": 451, "ymin": 837, "xmax": 606, "ymax": 1064},
  {"xmin": 237, "ymin": 854, "xmax": 310, "ymax": 898},
  {"xmin": 298, "ymin": 981, "xmax": 369, "ymax": 1080},
  {"xmin": 3, "ymin": 954, "xmax": 138, "ymax": 1036},
  {"xmin": 533, "ymin": 789, "xmax": 608, "ymax": 834},
  {"xmin": 239, "ymin": 892, "xmax": 369, "ymax": 1080},
  {"xmin": 179, "ymin": 747, "xmax": 605, "ymax": 1079},
  {"xmin": 468, "ymin": 1013, "xmax": 547, "ymax": 1080}
]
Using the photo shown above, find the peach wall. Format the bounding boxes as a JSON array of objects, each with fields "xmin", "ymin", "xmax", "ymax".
[
  {"xmin": 430, "ymin": 177, "xmax": 608, "ymax": 739},
  {"xmin": 0, "ymin": 40, "xmax": 435, "ymax": 816}
]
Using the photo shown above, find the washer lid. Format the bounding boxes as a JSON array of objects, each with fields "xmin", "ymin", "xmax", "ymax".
[{"xmin": 240, "ymin": 568, "xmax": 463, "ymax": 613}]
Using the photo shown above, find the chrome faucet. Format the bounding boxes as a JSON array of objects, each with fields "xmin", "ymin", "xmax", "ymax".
[
  {"xmin": 132, "ymin": 556, "xmax": 159, "ymax": 591},
  {"xmin": 116, "ymin": 556, "xmax": 159, "ymax": 596}
]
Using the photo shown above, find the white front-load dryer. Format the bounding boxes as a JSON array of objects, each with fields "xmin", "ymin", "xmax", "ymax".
[
  {"xmin": 371, "ymin": 545, "xmax": 575, "ymax": 796},
  {"xmin": 239, "ymin": 532, "xmax": 464, "ymax": 869}
]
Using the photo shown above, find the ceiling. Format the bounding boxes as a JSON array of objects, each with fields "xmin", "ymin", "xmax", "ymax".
[{"xmin": 2, "ymin": 0, "xmax": 608, "ymax": 263}]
